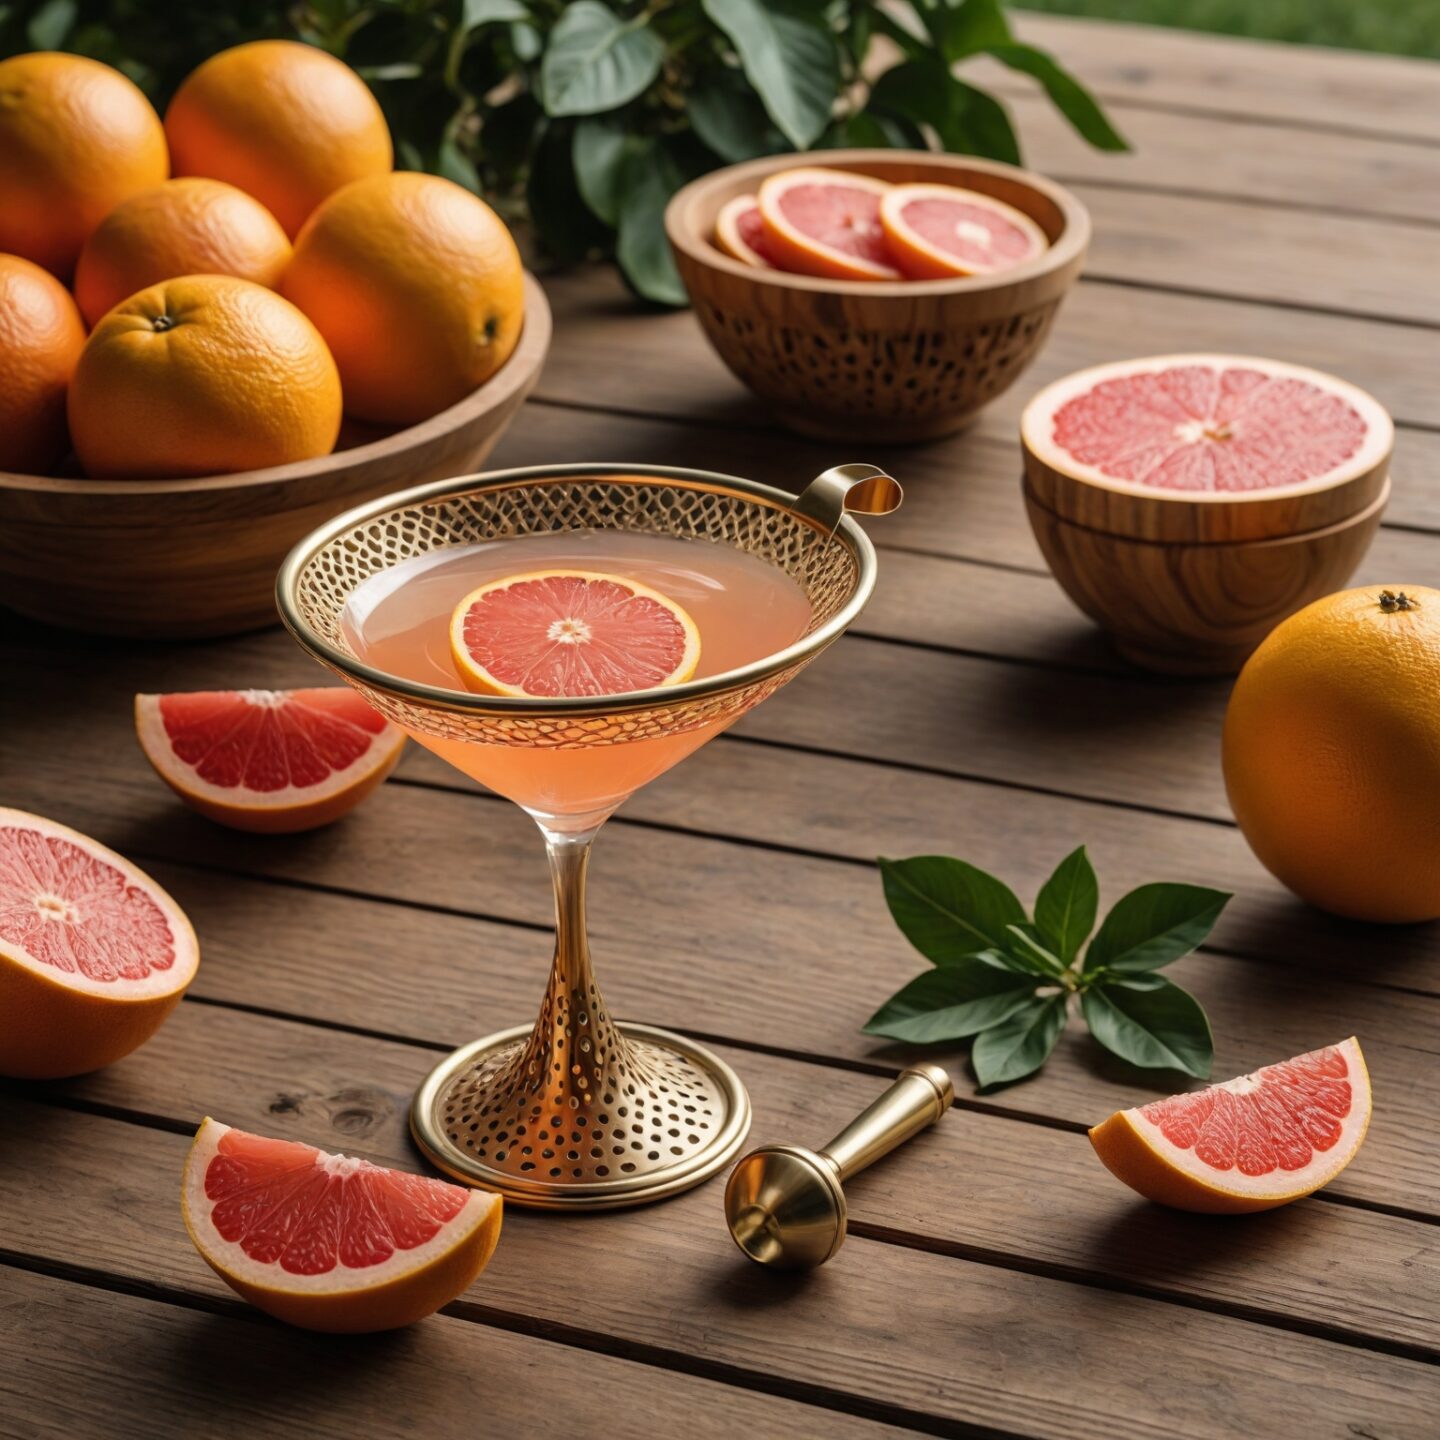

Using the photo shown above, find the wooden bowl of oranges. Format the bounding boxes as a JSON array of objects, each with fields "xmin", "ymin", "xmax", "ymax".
[
  {"xmin": 665, "ymin": 150, "xmax": 1088, "ymax": 444},
  {"xmin": 0, "ymin": 45, "xmax": 549, "ymax": 639}
]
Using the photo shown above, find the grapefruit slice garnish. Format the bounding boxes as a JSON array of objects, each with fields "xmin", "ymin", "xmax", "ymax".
[
  {"xmin": 1022, "ymin": 354, "xmax": 1394, "ymax": 500},
  {"xmin": 714, "ymin": 194, "xmax": 779, "ymax": 269},
  {"xmin": 182, "ymin": 1117, "xmax": 503, "ymax": 1332},
  {"xmin": 1089, "ymin": 1038, "xmax": 1372, "ymax": 1214},
  {"xmin": 449, "ymin": 570, "xmax": 701, "ymax": 699},
  {"xmin": 756, "ymin": 167, "xmax": 901, "ymax": 282},
  {"xmin": 135, "ymin": 688, "xmax": 406, "ymax": 834},
  {"xmin": 0, "ymin": 807, "xmax": 198, "ymax": 1079},
  {"xmin": 879, "ymin": 182, "xmax": 1048, "ymax": 279}
]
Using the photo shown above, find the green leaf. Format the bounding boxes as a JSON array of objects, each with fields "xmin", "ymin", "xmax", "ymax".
[
  {"xmin": 541, "ymin": 1, "xmax": 665, "ymax": 118},
  {"xmin": 511, "ymin": 22, "xmax": 543, "ymax": 62},
  {"xmin": 689, "ymin": 70, "xmax": 787, "ymax": 164},
  {"xmin": 462, "ymin": 0, "xmax": 530, "ymax": 32},
  {"xmin": 438, "ymin": 134, "xmax": 481, "ymax": 193},
  {"xmin": 869, "ymin": 58, "xmax": 1020, "ymax": 164},
  {"xmin": 821, "ymin": 110, "xmax": 921, "ymax": 150},
  {"xmin": 1081, "ymin": 977, "xmax": 1213, "ymax": 1078},
  {"xmin": 1033, "ymin": 846, "xmax": 1098, "ymax": 967},
  {"xmin": 1083, "ymin": 883, "xmax": 1231, "ymax": 975},
  {"xmin": 863, "ymin": 956, "xmax": 1039, "ymax": 1044},
  {"xmin": 355, "ymin": 62, "xmax": 425, "ymax": 81},
  {"xmin": 573, "ymin": 114, "xmax": 632, "ymax": 227},
  {"xmin": 701, "ymin": 0, "xmax": 837, "ymax": 150},
  {"xmin": 932, "ymin": 0, "xmax": 1013, "ymax": 59},
  {"xmin": 526, "ymin": 120, "xmax": 606, "ymax": 266},
  {"xmin": 615, "ymin": 138, "xmax": 688, "ymax": 306},
  {"xmin": 987, "ymin": 43, "xmax": 1129, "ymax": 151},
  {"xmin": 972, "ymin": 994, "xmax": 1067, "ymax": 1089},
  {"xmin": 1004, "ymin": 925, "xmax": 1067, "ymax": 979},
  {"xmin": 879, "ymin": 856, "xmax": 1028, "ymax": 966},
  {"xmin": 27, "ymin": 0, "xmax": 75, "ymax": 48}
]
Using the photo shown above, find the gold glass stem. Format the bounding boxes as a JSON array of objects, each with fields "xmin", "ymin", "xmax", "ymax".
[{"xmin": 818, "ymin": 1065, "xmax": 954, "ymax": 1181}]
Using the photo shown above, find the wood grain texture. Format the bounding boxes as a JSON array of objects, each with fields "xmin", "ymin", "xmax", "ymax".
[{"xmin": 0, "ymin": 273, "xmax": 550, "ymax": 639}]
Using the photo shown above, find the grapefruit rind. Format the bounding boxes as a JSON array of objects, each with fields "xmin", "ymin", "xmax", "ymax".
[
  {"xmin": 714, "ymin": 195, "xmax": 771, "ymax": 269},
  {"xmin": 134, "ymin": 691, "xmax": 406, "ymax": 834},
  {"xmin": 181, "ymin": 1117, "xmax": 503, "ymax": 1333},
  {"xmin": 878, "ymin": 182, "xmax": 1048, "ymax": 280},
  {"xmin": 1089, "ymin": 1037, "xmax": 1371, "ymax": 1214},
  {"xmin": 448, "ymin": 569, "xmax": 702, "ymax": 700},
  {"xmin": 756, "ymin": 168, "xmax": 901, "ymax": 283},
  {"xmin": 1022, "ymin": 354, "xmax": 1394, "ymax": 507},
  {"xmin": 0, "ymin": 807, "xmax": 199, "ymax": 1079}
]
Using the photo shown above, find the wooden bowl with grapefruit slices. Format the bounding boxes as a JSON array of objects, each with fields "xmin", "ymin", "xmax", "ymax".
[{"xmin": 665, "ymin": 150, "xmax": 1089, "ymax": 444}]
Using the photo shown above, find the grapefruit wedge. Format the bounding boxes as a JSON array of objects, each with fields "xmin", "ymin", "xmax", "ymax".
[
  {"xmin": 714, "ymin": 195, "xmax": 778, "ymax": 269},
  {"xmin": 135, "ymin": 689, "xmax": 406, "ymax": 833},
  {"xmin": 756, "ymin": 168, "xmax": 900, "ymax": 282},
  {"xmin": 183, "ymin": 1118, "xmax": 502, "ymax": 1332},
  {"xmin": 1089, "ymin": 1038, "xmax": 1371, "ymax": 1214},
  {"xmin": 449, "ymin": 570, "xmax": 701, "ymax": 699},
  {"xmin": 879, "ymin": 182, "xmax": 1048, "ymax": 279},
  {"xmin": 0, "ymin": 807, "xmax": 198, "ymax": 1078}
]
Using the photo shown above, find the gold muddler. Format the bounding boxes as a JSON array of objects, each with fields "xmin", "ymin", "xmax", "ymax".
[{"xmin": 724, "ymin": 1063, "xmax": 955, "ymax": 1268}]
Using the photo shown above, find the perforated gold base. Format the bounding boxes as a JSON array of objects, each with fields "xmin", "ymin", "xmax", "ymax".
[{"xmin": 411, "ymin": 1022, "xmax": 751, "ymax": 1210}]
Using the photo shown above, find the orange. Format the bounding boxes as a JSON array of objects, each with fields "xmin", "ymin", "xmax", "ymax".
[
  {"xmin": 0, "ymin": 52, "xmax": 168, "ymax": 278},
  {"xmin": 1090, "ymin": 1039, "xmax": 1371, "ymax": 1214},
  {"xmin": 0, "ymin": 807, "xmax": 199, "ymax": 1079},
  {"xmin": 283, "ymin": 172, "xmax": 524, "ymax": 426},
  {"xmin": 67, "ymin": 274, "xmax": 341, "ymax": 479},
  {"xmin": 135, "ymin": 688, "xmax": 406, "ymax": 833},
  {"xmin": 0, "ymin": 254, "xmax": 86, "ymax": 475},
  {"xmin": 1223, "ymin": 586, "xmax": 1440, "ymax": 922},
  {"xmin": 756, "ymin": 168, "xmax": 900, "ymax": 282},
  {"xmin": 74, "ymin": 178, "xmax": 291, "ymax": 327},
  {"xmin": 183, "ymin": 1118, "xmax": 503, "ymax": 1332},
  {"xmin": 165, "ymin": 40, "xmax": 392, "ymax": 238}
]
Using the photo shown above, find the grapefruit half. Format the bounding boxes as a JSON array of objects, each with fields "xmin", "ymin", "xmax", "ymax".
[
  {"xmin": 135, "ymin": 689, "xmax": 406, "ymax": 833},
  {"xmin": 879, "ymin": 182, "xmax": 1048, "ymax": 279},
  {"xmin": 0, "ymin": 807, "xmax": 198, "ymax": 1078},
  {"xmin": 449, "ymin": 570, "xmax": 701, "ymax": 699},
  {"xmin": 1022, "ymin": 354, "xmax": 1393, "ymax": 542},
  {"xmin": 183, "ymin": 1117, "xmax": 503, "ymax": 1332},
  {"xmin": 756, "ymin": 168, "xmax": 900, "ymax": 282},
  {"xmin": 714, "ymin": 195, "xmax": 778, "ymax": 269},
  {"xmin": 1089, "ymin": 1038, "xmax": 1371, "ymax": 1214}
]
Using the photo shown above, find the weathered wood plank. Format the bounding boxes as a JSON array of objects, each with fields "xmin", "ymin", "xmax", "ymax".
[
  {"xmin": 0, "ymin": 1264, "xmax": 909, "ymax": 1440},
  {"xmin": 6, "ymin": 1031, "xmax": 1439, "ymax": 1431}
]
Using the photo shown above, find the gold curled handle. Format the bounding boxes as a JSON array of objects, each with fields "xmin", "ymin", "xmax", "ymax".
[
  {"xmin": 793, "ymin": 463, "xmax": 903, "ymax": 538},
  {"xmin": 817, "ymin": 1064, "xmax": 954, "ymax": 1182}
]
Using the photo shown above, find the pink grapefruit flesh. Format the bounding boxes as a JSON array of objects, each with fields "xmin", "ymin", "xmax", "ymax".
[
  {"xmin": 879, "ymin": 182, "xmax": 1048, "ymax": 279},
  {"xmin": 135, "ymin": 688, "xmax": 406, "ymax": 833},
  {"xmin": 1089, "ymin": 1037, "xmax": 1371, "ymax": 1213},
  {"xmin": 183, "ymin": 1117, "xmax": 503, "ymax": 1332},
  {"xmin": 449, "ymin": 569, "xmax": 701, "ymax": 699},
  {"xmin": 1023, "ymin": 355, "xmax": 1394, "ymax": 500},
  {"xmin": 756, "ymin": 168, "xmax": 900, "ymax": 282},
  {"xmin": 714, "ymin": 195, "xmax": 778, "ymax": 269},
  {"xmin": 0, "ymin": 807, "xmax": 198, "ymax": 1078}
]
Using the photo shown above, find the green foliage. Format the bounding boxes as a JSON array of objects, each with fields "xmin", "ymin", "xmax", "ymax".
[
  {"xmin": 866, "ymin": 847, "xmax": 1227, "ymax": 1090},
  {"xmin": 0, "ymin": 0, "xmax": 1125, "ymax": 303}
]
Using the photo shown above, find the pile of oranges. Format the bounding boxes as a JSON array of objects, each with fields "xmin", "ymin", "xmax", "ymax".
[{"xmin": 0, "ymin": 43, "xmax": 525, "ymax": 480}]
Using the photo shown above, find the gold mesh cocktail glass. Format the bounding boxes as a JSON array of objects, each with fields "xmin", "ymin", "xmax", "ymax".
[{"xmin": 276, "ymin": 462, "xmax": 898, "ymax": 1210}]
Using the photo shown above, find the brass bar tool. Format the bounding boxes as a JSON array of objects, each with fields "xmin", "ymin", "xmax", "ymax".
[{"xmin": 724, "ymin": 1063, "xmax": 954, "ymax": 1269}]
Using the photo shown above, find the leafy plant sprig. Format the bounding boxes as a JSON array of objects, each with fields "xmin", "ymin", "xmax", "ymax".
[
  {"xmin": 864, "ymin": 849, "xmax": 1229, "ymax": 1090},
  {"xmin": 4, "ymin": 0, "xmax": 1127, "ymax": 303}
]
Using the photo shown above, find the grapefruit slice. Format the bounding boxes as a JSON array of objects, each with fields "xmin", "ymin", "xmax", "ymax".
[
  {"xmin": 449, "ymin": 570, "xmax": 701, "ymax": 699},
  {"xmin": 1022, "ymin": 355, "xmax": 1394, "ymax": 542},
  {"xmin": 1089, "ymin": 1038, "xmax": 1371, "ymax": 1214},
  {"xmin": 756, "ymin": 168, "xmax": 900, "ymax": 282},
  {"xmin": 714, "ymin": 195, "xmax": 778, "ymax": 269},
  {"xmin": 135, "ymin": 689, "xmax": 406, "ymax": 834},
  {"xmin": 183, "ymin": 1117, "xmax": 503, "ymax": 1332},
  {"xmin": 879, "ymin": 182, "xmax": 1048, "ymax": 279},
  {"xmin": 0, "ymin": 807, "xmax": 198, "ymax": 1078}
]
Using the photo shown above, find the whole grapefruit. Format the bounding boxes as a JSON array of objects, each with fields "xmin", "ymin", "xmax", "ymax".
[
  {"xmin": 165, "ymin": 40, "xmax": 392, "ymax": 238},
  {"xmin": 0, "ymin": 253, "xmax": 86, "ymax": 475},
  {"xmin": 283, "ymin": 172, "xmax": 524, "ymax": 426},
  {"xmin": 0, "ymin": 52, "xmax": 168, "ymax": 278},
  {"xmin": 74, "ymin": 178, "xmax": 291, "ymax": 327},
  {"xmin": 1223, "ymin": 586, "xmax": 1440, "ymax": 922},
  {"xmin": 68, "ymin": 274, "xmax": 341, "ymax": 479}
]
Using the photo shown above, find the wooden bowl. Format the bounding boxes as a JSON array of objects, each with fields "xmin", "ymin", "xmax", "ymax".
[
  {"xmin": 1025, "ymin": 479, "xmax": 1389, "ymax": 675},
  {"xmin": 0, "ymin": 271, "xmax": 551, "ymax": 639},
  {"xmin": 665, "ymin": 150, "xmax": 1089, "ymax": 444}
]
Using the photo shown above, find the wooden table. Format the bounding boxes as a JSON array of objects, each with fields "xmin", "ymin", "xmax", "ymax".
[{"xmin": 3, "ymin": 16, "xmax": 1438, "ymax": 1439}]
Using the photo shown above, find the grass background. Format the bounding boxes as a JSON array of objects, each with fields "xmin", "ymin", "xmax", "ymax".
[{"xmin": 1015, "ymin": 0, "xmax": 1440, "ymax": 60}]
